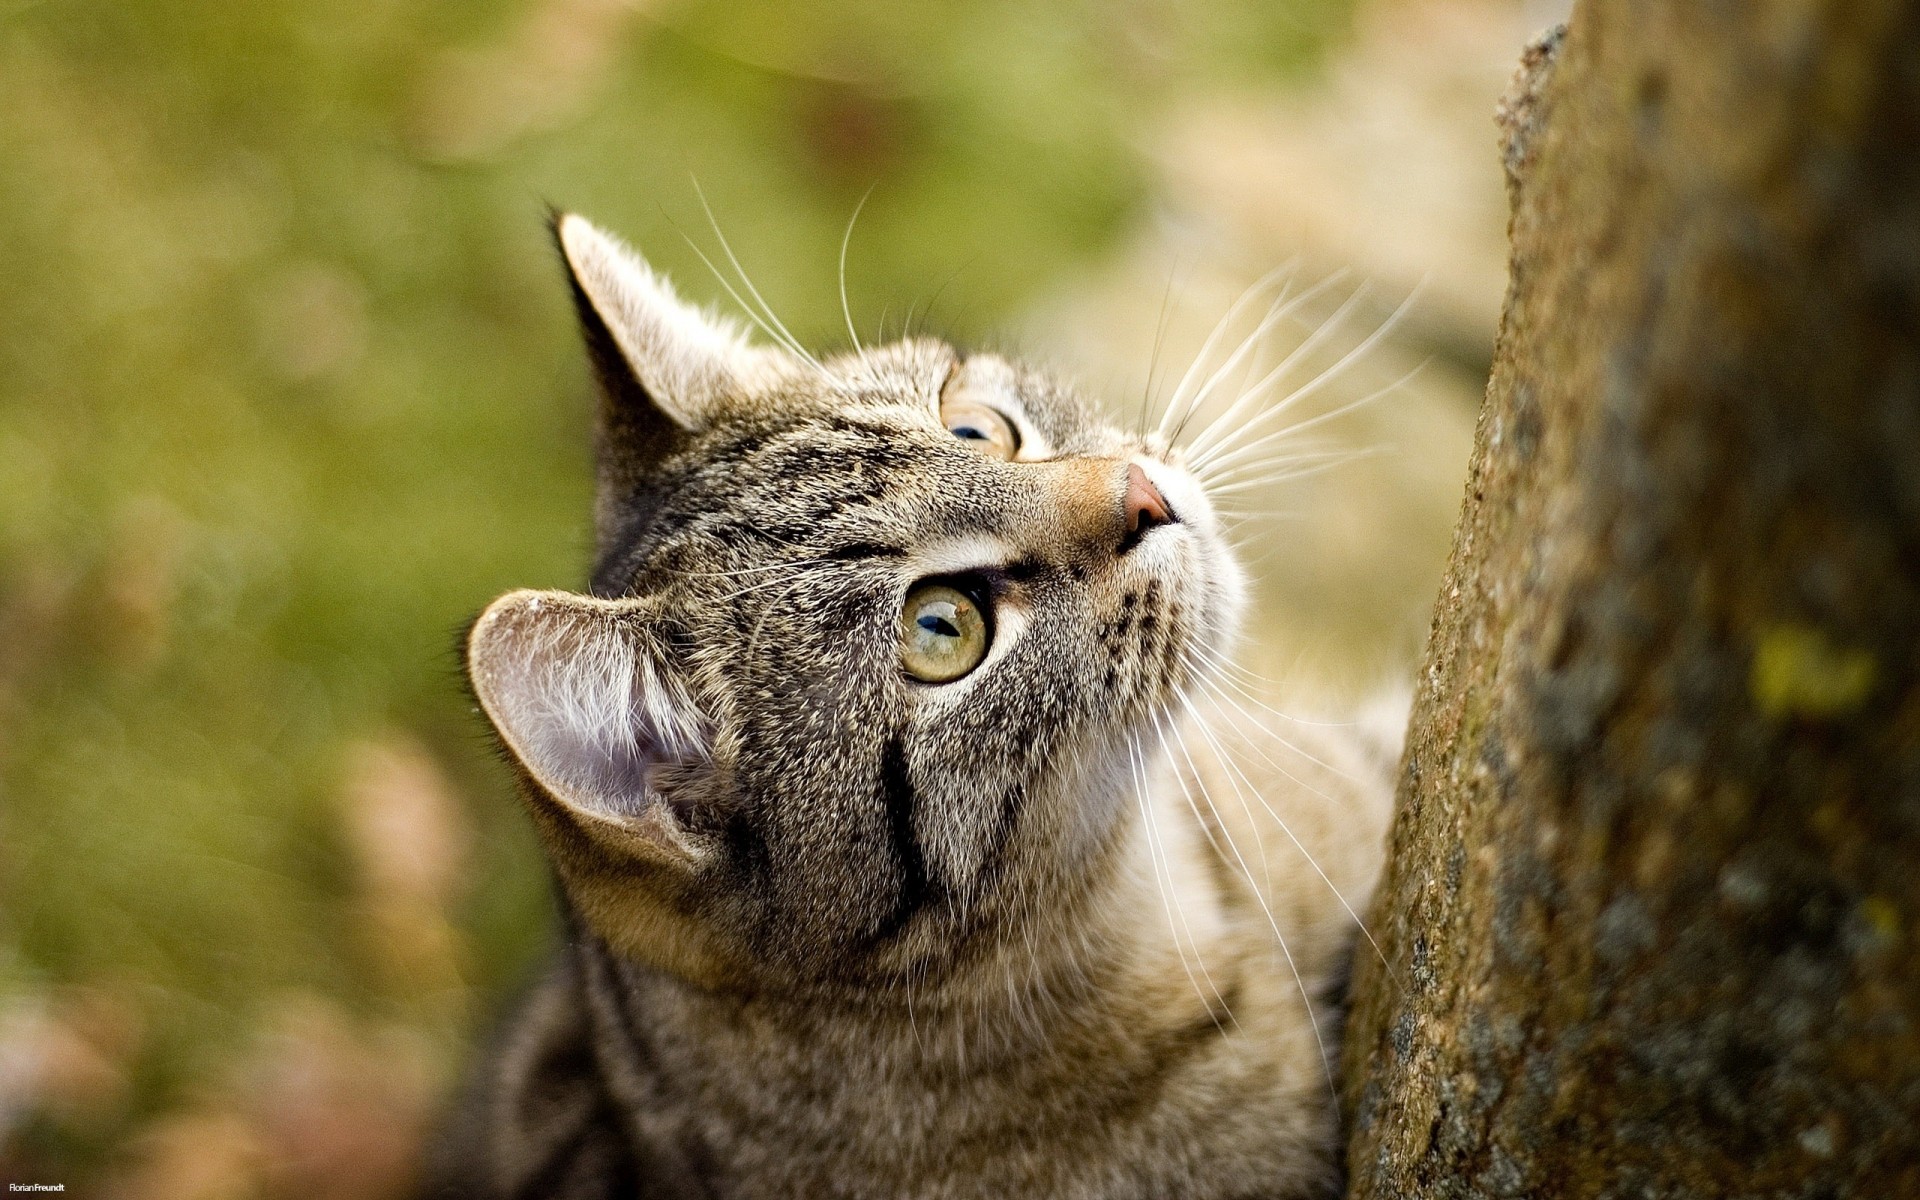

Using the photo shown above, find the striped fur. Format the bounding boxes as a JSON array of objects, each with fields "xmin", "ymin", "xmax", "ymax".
[{"xmin": 423, "ymin": 216, "xmax": 1398, "ymax": 1199}]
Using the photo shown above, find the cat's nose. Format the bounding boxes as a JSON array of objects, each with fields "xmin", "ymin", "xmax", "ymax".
[
  {"xmin": 1124, "ymin": 464, "xmax": 1170, "ymax": 535},
  {"xmin": 1038, "ymin": 457, "xmax": 1179, "ymax": 559}
]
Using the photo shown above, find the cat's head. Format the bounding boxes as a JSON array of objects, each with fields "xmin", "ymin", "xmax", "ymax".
[{"xmin": 467, "ymin": 215, "xmax": 1245, "ymax": 991}]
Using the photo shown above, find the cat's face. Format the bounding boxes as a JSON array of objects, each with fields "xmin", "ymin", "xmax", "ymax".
[{"xmin": 467, "ymin": 216, "xmax": 1243, "ymax": 991}]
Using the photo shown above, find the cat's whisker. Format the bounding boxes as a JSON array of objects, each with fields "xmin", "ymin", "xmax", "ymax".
[
  {"xmin": 1168, "ymin": 274, "xmax": 1351, "ymax": 454},
  {"xmin": 689, "ymin": 178, "xmax": 837, "ymax": 380},
  {"xmin": 890, "ymin": 948, "xmax": 921, "ymax": 1053},
  {"xmin": 1013, "ymin": 913, "xmax": 1062, "ymax": 1042},
  {"xmin": 1183, "ymin": 656, "xmax": 1390, "ymax": 872},
  {"xmin": 1171, "ymin": 271, "xmax": 1352, "ymax": 456},
  {"xmin": 1191, "ymin": 429, "xmax": 1340, "ymax": 477},
  {"xmin": 677, "ymin": 230, "xmax": 826, "ymax": 376},
  {"xmin": 1197, "ymin": 444, "xmax": 1373, "ymax": 491},
  {"xmin": 1200, "ymin": 453, "xmax": 1380, "ymax": 500},
  {"xmin": 740, "ymin": 571, "xmax": 823, "ymax": 662},
  {"xmin": 708, "ymin": 571, "xmax": 823, "ymax": 598},
  {"xmin": 1202, "ymin": 653, "xmax": 1382, "ymax": 732},
  {"xmin": 1192, "ymin": 432, "xmax": 1343, "ymax": 481},
  {"xmin": 1154, "ymin": 717, "xmax": 1251, "ymax": 904},
  {"xmin": 1163, "ymin": 277, "xmax": 1302, "ymax": 450},
  {"xmin": 1154, "ymin": 718, "xmax": 1335, "ymax": 1087},
  {"xmin": 1185, "ymin": 671, "xmax": 1404, "ymax": 992},
  {"xmin": 1203, "ymin": 468, "xmax": 1345, "ymax": 505},
  {"xmin": 1153, "ymin": 262, "xmax": 1303, "ymax": 442},
  {"xmin": 665, "ymin": 555, "xmax": 836, "ymax": 583},
  {"xmin": 1187, "ymin": 289, "xmax": 1425, "ymax": 479},
  {"xmin": 1182, "ymin": 282, "xmax": 1377, "ymax": 471},
  {"xmin": 1184, "ymin": 646, "xmax": 1372, "ymax": 783},
  {"xmin": 1193, "ymin": 360, "xmax": 1426, "ymax": 495},
  {"xmin": 1158, "ymin": 715, "xmax": 1342, "ymax": 1102},
  {"xmin": 1175, "ymin": 674, "xmax": 1395, "ymax": 985},
  {"xmin": 1180, "ymin": 649, "xmax": 1353, "ymax": 790},
  {"xmin": 1136, "ymin": 741, "xmax": 1244, "ymax": 1029},
  {"xmin": 1129, "ymin": 732, "xmax": 1230, "ymax": 1032},
  {"xmin": 713, "ymin": 564, "xmax": 837, "ymax": 605},
  {"xmin": 1137, "ymin": 270, "xmax": 1182, "ymax": 439},
  {"xmin": 1198, "ymin": 441, "xmax": 1358, "ymax": 482},
  {"xmin": 839, "ymin": 186, "xmax": 875, "ymax": 367},
  {"xmin": 1213, "ymin": 506, "xmax": 1313, "ymax": 531},
  {"xmin": 691, "ymin": 178, "xmax": 810, "ymax": 353},
  {"xmin": 1006, "ymin": 940, "xmax": 1036, "ymax": 1044},
  {"xmin": 907, "ymin": 259, "xmax": 971, "ymax": 346},
  {"xmin": 1160, "ymin": 707, "xmax": 1273, "ymax": 894}
]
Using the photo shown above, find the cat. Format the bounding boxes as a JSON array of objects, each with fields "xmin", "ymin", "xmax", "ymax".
[{"xmin": 419, "ymin": 213, "xmax": 1401, "ymax": 1199}]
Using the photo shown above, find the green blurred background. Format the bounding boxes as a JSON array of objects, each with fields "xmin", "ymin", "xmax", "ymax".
[{"xmin": 0, "ymin": 0, "xmax": 1544, "ymax": 1193}]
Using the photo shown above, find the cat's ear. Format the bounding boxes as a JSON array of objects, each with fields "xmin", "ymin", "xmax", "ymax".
[
  {"xmin": 553, "ymin": 212, "xmax": 774, "ymax": 433},
  {"xmin": 466, "ymin": 588, "xmax": 713, "ymax": 869}
]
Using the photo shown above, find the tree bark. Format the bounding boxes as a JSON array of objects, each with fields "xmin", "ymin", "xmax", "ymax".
[{"xmin": 1339, "ymin": 3, "xmax": 1920, "ymax": 1196}]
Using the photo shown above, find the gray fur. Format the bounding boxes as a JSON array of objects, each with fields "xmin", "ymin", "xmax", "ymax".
[{"xmin": 424, "ymin": 216, "xmax": 1398, "ymax": 1199}]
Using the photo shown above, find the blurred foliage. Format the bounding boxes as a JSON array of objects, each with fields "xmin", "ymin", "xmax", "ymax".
[{"xmin": 0, "ymin": 0, "xmax": 1358, "ymax": 1188}]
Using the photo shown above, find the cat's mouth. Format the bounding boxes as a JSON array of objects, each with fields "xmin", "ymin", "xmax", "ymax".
[{"xmin": 1124, "ymin": 452, "xmax": 1247, "ymax": 688}]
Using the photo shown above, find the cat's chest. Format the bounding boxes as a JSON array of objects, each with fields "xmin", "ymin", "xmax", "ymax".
[{"xmin": 601, "ymin": 960, "xmax": 1336, "ymax": 1200}]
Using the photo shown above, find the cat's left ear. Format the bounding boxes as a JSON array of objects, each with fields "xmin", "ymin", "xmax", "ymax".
[
  {"xmin": 554, "ymin": 213, "xmax": 777, "ymax": 432},
  {"xmin": 465, "ymin": 588, "xmax": 715, "ymax": 870}
]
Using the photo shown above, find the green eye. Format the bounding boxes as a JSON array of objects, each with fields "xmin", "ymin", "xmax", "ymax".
[
  {"xmin": 939, "ymin": 396, "xmax": 1019, "ymax": 460},
  {"xmin": 901, "ymin": 583, "xmax": 990, "ymax": 683}
]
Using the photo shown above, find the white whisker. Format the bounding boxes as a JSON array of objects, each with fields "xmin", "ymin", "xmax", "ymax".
[
  {"xmin": 1176, "ymin": 670, "xmax": 1394, "ymax": 984},
  {"xmin": 662, "ymin": 556, "xmax": 835, "ymax": 582},
  {"xmin": 1186, "ymin": 645, "xmax": 1371, "ymax": 780},
  {"xmin": 1154, "ymin": 263, "xmax": 1307, "ymax": 441},
  {"xmin": 1153, "ymin": 717, "xmax": 1334, "ymax": 1096},
  {"xmin": 1182, "ymin": 282, "xmax": 1373, "ymax": 467},
  {"xmin": 1190, "ymin": 289, "xmax": 1425, "ymax": 481},
  {"xmin": 839, "ymin": 186, "xmax": 875, "ymax": 366},
  {"xmin": 1206, "ymin": 369, "xmax": 1425, "ymax": 495},
  {"xmin": 688, "ymin": 178, "xmax": 833, "ymax": 377},
  {"xmin": 1175, "ymin": 272, "xmax": 1354, "ymax": 457},
  {"xmin": 1128, "ymin": 733, "xmax": 1232, "ymax": 1031},
  {"xmin": 1165, "ymin": 277, "xmax": 1307, "ymax": 446},
  {"xmin": 677, "ymin": 230, "xmax": 822, "ymax": 373},
  {"xmin": 1200, "ymin": 448, "xmax": 1379, "ymax": 497}
]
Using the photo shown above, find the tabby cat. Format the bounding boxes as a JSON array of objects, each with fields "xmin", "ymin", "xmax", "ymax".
[{"xmin": 421, "ymin": 214, "xmax": 1400, "ymax": 1199}]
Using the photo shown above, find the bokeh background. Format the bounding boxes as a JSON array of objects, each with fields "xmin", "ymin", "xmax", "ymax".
[{"xmin": 1, "ymin": 0, "xmax": 1565, "ymax": 1193}]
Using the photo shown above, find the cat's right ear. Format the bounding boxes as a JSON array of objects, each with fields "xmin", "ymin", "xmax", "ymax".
[
  {"xmin": 553, "ymin": 212, "xmax": 775, "ymax": 434},
  {"xmin": 465, "ymin": 588, "xmax": 714, "ymax": 872}
]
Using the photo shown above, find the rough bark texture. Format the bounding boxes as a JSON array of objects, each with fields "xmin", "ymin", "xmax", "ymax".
[{"xmin": 1340, "ymin": 3, "xmax": 1920, "ymax": 1197}]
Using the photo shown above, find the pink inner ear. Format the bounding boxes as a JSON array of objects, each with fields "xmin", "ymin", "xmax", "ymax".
[
  {"xmin": 469, "ymin": 590, "xmax": 704, "ymax": 826},
  {"xmin": 525, "ymin": 721, "xmax": 658, "ymax": 821}
]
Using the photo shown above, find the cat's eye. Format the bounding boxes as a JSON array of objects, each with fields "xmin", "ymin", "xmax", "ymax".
[
  {"xmin": 900, "ymin": 582, "xmax": 990, "ymax": 683},
  {"xmin": 940, "ymin": 397, "xmax": 1020, "ymax": 460}
]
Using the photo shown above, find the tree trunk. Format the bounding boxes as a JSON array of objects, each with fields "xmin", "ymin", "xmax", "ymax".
[{"xmin": 1338, "ymin": 3, "xmax": 1920, "ymax": 1196}]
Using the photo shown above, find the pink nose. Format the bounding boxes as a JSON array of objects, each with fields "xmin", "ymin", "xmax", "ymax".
[{"xmin": 1124, "ymin": 463, "xmax": 1173, "ymax": 540}]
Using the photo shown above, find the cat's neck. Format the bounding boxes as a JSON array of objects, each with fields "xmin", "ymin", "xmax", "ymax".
[
  {"xmin": 567, "ymin": 727, "xmax": 1345, "ymax": 1195},
  {"xmin": 590, "ymin": 762, "xmax": 1228, "ymax": 1053}
]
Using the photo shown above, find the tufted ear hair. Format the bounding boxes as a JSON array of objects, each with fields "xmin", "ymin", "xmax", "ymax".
[
  {"xmin": 554, "ymin": 213, "xmax": 778, "ymax": 430},
  {"xmin": 553, "ymin": 214, "xmax": 786, "ymax": 552},
  {"xmin": 466, "ymin": 588, "xmax": 714, "ymax": 870}
]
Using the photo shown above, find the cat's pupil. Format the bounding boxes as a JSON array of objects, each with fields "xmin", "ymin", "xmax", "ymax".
[
  {"xmin": 937, "ymin": 398, "xmax": 1019, "ymax": 460},
  {"xmin": 900, "ymin": 583, "xmax": 989, "ymax": 682}
]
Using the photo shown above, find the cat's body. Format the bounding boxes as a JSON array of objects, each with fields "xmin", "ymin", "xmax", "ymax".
[{"xmin": 423, "ymin": 215, "xmax": 1399, "ymax": 1200}]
